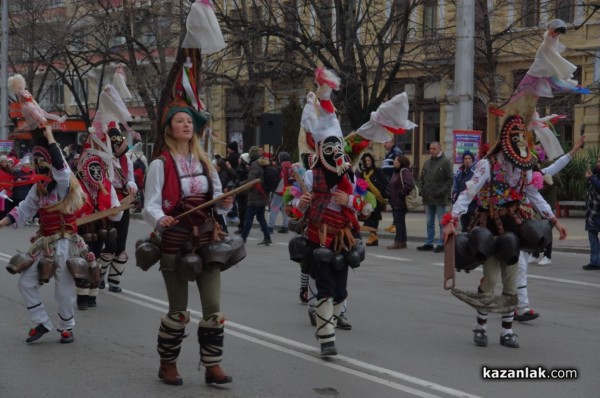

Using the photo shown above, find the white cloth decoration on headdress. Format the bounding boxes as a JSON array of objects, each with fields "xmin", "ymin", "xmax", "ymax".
[
  {"xmin": 355, "ymin": 93, "xmax": 417, "ymax": 142},
  {"xmin": 300, "ymin": 92, "xmax": 318, "ymax": 133},
  {"xmin": 93, "ymin": 85, "xmax": 141, "ymax": 141},
  {"xmin": 529, "ymin": 112, "xmax": 565, "ymax": 161},
  {"xmin": 112, "ymin": 64, "xmax": 132, "ymax": 101},
  {"xmin": 311, "ymin": 99, "xmax": 343, "ymax": 144},
  {"xmin": 182, "ymin": 0, "xmax": 226, "ymax": 53}
]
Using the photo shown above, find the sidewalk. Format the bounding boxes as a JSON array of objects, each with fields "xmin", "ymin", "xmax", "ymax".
[
  {"xmin": 374, "ymin": 210, "xmax": 589, "ymax": 254},
  {"xmin": 130, "ymin": 209, "xmax": 590, "ymax": 254}
]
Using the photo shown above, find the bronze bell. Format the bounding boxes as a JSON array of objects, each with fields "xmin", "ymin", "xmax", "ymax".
[
  {"xmin": 135, "ymin": 242, "xmax": 161, "ymax": 271},
  {"xmin": 6, "ymin": 252, "xmax": 35, "ymax": 274},
  {"xmin": 37, "ymin": 257, "xmax": 57, "ymax": 284},
  {"xmin": 179, "ymin": 253, "xmax": 203, "ymax": 281},
  {"xmin": 97, "ymin": 229, "xmax": 108, "ymax": 241},
  {"xmin": 82, "ymin": 232, "xmax": 93, "ymax": 243},
  {"xmin": 88, "ymin": 263, "xmax": 101, "ymax": 285},
  {"xmin": 223, "ymin": 237, "xmax": 246, "ymax": 271},
  {"xmin": 198, "ymin": 242, "xmax": 233, "ymax": 269},
  {"xmin": 108, "ymin": 228, "xmax": 118, "ymax": 241},
  {"xmin": 135, "ymin": 237, "xmax": 149, "ymax": 249},
  {"xmin": 66, "ymin": 257, "xmax": 90, "ymax": 280},
  {"xmin": 288, "ymin": 235, "xmax": 309, "ymax": 263}
]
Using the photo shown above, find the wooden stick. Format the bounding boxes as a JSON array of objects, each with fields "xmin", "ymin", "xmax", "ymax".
[
  {"xmin": 444, "ymin": 232, "xmax": 456, "ymax": 290},
  {"xmin": 76, "ymin": 195, "xmax": 136, "ymax": 226},
  {"xmin": 174, "ymin": 178, "xmax": 260, "ymax": 221}
]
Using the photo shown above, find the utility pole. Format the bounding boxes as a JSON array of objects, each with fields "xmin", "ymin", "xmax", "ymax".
[
  {"xmin": 453, "ymin": 0, "xmax": 475, "ymax": 132},
  {"xmin": 0, "ymin": 0, "xmax": 8, "ymax": 140}
]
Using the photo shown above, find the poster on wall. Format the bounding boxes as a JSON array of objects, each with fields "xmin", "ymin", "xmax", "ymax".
[
  {"xmin": 453, "ymin": 130, "xmax": 482, "ymax": 165},
  {"xmin": 0, "ymin": 140, "xmax": 14, "ymax": 154},
  {"xmin": 230, "ymin": 132, "xmax": 243, "ymax": 153}
]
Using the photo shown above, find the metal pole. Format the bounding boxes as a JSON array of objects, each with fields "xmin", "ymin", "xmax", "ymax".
[
  {"xmin": 453, "ymin": 0, "xmax": 475, "ymax": 132},
  {"xmin": 0, "ymin": 0, "xmax": 8, "ymax": 140}
]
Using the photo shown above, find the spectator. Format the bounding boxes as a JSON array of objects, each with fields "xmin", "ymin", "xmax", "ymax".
[
  {"xmin": 529, "ymin": 146, "xmax": 560, "ymax": 265},
  {"xmin": 0, "ymin": 155, "xmax": 14, "ymax": 218},
  {"xmin": 387, "ymin": 155, "xmax": 414, "ymax": 249},
  {"xmin": 451, "ymin": 150, "xmax": 477, "ymax": 232},
  {"xmin": 357, "ymin": 153, "xmax": 387, "ymax": 246},
  {"xmin": 133, "ymin": 157, "xmax": 146, "ymax": 213},
  {"xmin": 268, "ymin": 151, "xmax": 293, "ymax": 233},
  {"xmin": 240, "ymin": 146, "xmax": 272, "ymax": 245},
  {"xmin": 12, "ymin": 156, "xmax": 35, "ymax": 211},
  {"xmin": 234, "ymin": 153, "xmax": 250, "ymax": 235},
  {"xmin": 583, "ymin": 154, "xmax": 600, "ymax": 270},
  {"xmin": 417, "ymin": 141, "xmax": 453, "ymax": 253},
  {"xmin": 225, "ymin": 141, "xmax": 240, "ymax": 170},
  {"xmin": 214, "ymin": 159, "xmax": 237, "ymax": 233},
  {"xmin": 382, "ymin": 139, "xmax": 401, "ymax": 233}
]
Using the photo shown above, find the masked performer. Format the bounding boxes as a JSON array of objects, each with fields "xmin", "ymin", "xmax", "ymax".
[
  {"xmin": 75, "ymin": 126, "xmax": 123, "ymax": 309},
  {"xmin": 1, "ymin": 126, "xmax": 88, "ymax": 344},
  {"xmin": 97, "ymin": 122, "xmax": 137, "ymax": 293},
  {"xmin": 293, "ymin": 68, "xmax": 369, "ymax": 357},
  {"xmin": 443, "ymin": 114, "xmax": 567, "ymax": 349}
]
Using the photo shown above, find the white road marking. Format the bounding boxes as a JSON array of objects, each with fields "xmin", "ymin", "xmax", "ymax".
[
  {"xmin": 116, "ymin": 289, "xmax": 480, "ymax": 398},
  {"xmin": 369, "ymin": 254, "xmax": 411, "ymax": 261}
]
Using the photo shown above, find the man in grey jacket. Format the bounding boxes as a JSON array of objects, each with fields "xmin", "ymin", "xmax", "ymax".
[{"xmin": 418, "ymin": 141, "xmax": 453, "ymax": 252}]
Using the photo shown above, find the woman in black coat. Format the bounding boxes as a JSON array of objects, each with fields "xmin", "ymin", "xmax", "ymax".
[{"xmin": 387, "ymin": 155, "xmax": 415, "ymax": 249}]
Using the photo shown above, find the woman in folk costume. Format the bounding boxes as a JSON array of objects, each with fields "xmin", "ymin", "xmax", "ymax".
[
  {"xmin": 443, "ymin": 114, "xmax": 567, "ymax": 349},
  {"xmin": 0, "ymin": 126, "xmax": 89, "ymax": 344},
  {"xmin": 142, "ymin": 0, "xmax": 235, "ymax": 386},
  {"xmin": 74, "ymin": 126, "xmax": 123, "ymax": 310}
]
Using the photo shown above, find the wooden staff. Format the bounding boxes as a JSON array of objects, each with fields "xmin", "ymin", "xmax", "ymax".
[
  {"xmin": 444, "ymin": 232, "xmax": 456, "ymax": 290},
  {"xmin": 76, "ymin": 195, "xmax": 136, "ymax": 226},
  {"xmin": 174, "ymin": 178, "xmax": 260, "ymax": 220}
]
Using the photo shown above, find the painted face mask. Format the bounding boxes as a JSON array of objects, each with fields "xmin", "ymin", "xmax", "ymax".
[
  {"xmin": 108, "ymin": 127, "xmax": 128, "ymax": 158},
  {"xmin": 32, "ymin": 144, "xmax": 53, "ymax": 193},
  {"xmin": 77, "ymin": 152, "xmax": 108, "ymax": 197},
  {"xmin": 500, "ymin": 115, "xmax": 535, "ymax": 170},
  {"xmin": 317, "ymin": 135, "xmax": 351, "ymax": 176}
]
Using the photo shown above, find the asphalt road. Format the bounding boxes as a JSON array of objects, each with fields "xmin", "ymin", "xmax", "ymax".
[{"xmin": 0, "ymin": 219, "xmax": 598, "ymax": 398}]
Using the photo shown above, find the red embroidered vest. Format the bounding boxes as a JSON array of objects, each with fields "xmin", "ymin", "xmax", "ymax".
[{"xmin": 38, "ymin": 208, "xmax": 78, "ymax": 236}]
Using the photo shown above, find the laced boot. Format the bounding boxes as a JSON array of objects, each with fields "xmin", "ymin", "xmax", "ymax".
[
  {"xmin": 108, "ymin": 252, "xmax": 127, "ymax": 292},
  {"xmin": 158, "ymin": 361, "xmax": 182, "ymax": 386},
  {"xmin": 97, "ymin": 253, "xmax": 114, "ymax": 290},
  {"xmin": 315, "ymin": 297, "xmax": 337, "ymax": 357},
  {"xmin": 205, "ymin": 364, "xmax": 233, "ymax": 385},
  {"xmin": 198, "ymin": 313, "xmax": 233, "ymax": 385},
  {"xmin": 157, "ymin": 311, "xmax": 189, "ymax": 386},
  {"xmin": 386, "ymin": 241, "xmax": 404, "ymax": 250},
  {"xmin": 366, "ymin": 232, "xmax": 378, "ymax": 247}
]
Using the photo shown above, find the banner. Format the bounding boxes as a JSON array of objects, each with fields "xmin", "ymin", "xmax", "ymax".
[
  {"xmin": 0, "ymin": 140, "xmax": 14, "ymax": 154},
  {"xmin": 453, "ymin": 130, "xmax": 482, "ymax": 164}
]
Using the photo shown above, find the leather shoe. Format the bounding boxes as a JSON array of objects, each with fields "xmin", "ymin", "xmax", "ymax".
[
  {"xmin": 416, "ymin": 244, "xmax": 434, "ymax": 251},
  {"xmin": 434, "ymin": 245, "xmax": 445, "ymax": 253},
  {"xmin": 583, "ymin": 264, "xmax": 600, "ymax": 270},
  {"xmin": 387, "ymin": 242, "xmax": 405, "ymax": 249},
  {"xmin": 205, "ymin": 365, "xmax": 233, "ymax": 385}
]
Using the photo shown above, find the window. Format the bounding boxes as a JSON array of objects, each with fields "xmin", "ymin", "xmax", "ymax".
[
  {"xmin": 521, "ymin": 0, "xmax": 540, "ymax": 28},
  {"xmin": 70, "ymin": 79, "xmax": 88, "ymax": 105},
  {"xmin": 319, "ymin": 2, "xmax": 333, "ymax": 43},
  {"xmin": 283, "ymin": 1, "xmax": 299, "ymax": 52},
  {"xmin": 227, "ymin": 9, "xmax": 242, "ymax": 57},
  {"xmin": 555, "ymin": 0, "xmax": 574, "ymax": 23},
  {"xmin": 48, "ymin": 82, "xmax": 64, "ymax": 106},
  {"xmin": 423, "ymin": 110, "xmax": 440, "ymax": 152},
  {"xmin": 422, "ymin": 0, "xmax": 437, "ymax": 37},
  {"xmin": 396, "ymin": 130, "xmax": 414, "ymax": 154}
]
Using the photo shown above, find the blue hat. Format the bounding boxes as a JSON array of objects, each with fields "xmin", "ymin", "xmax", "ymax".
[{"xmin": 462, "ymin": 150, "xmax": 474, "ymax": 161}]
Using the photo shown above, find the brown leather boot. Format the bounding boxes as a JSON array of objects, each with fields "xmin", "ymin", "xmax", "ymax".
[
  {"xmin": 366, "ymin": 232, "xmax": 378, "ymax": 247},
  {"xmin": 205, "ymin": 364, "xmax": 233, "ymax": 385},
  {"xmin": 387, "ymin": 241, "xmax": 407, "ymax": 249},
  {"xmin": 158, "ymin": 361, "xmax": 183, "ymax": 386}
]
